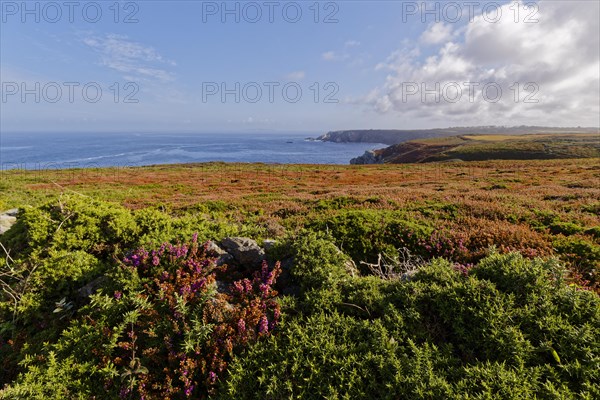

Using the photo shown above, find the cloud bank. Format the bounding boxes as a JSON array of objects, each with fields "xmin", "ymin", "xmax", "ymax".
[
  {"xmin": 83, "ymin": 34, "xmax": 176, "ymax": 82},
  {"xmin": 367, "ymin": 0, "xmax": 600, "ymax": 127}
]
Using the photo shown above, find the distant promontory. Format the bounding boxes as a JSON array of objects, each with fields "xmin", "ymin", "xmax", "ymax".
[
  {"xmin": 315, "ymin": 126, "xmax": 600, "ymax": 146},
  {"xmin": 314, "ymin": 127, "xmax": 600, "ymax": 164},
  {"xmin": 316, "ymin": 129, "xmax": 449, "ymax": 145}
]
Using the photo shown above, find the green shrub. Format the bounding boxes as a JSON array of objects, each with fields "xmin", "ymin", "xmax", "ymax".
[
  {"xmin": 307, "ymin": 210, "xmax": 433, "ymax": 267},
  {"xmin": 220, "ymin": 253, "xmax": 600, "ymax": 399},
  {"xmin": 286, "ymin": 232, "xmax": 350, "ymax": 311},
  {"xmin": 217, "ymin": 313, "xmax": 455, "ymax": 400},
  {"xmin": 554, "ymin": 237, "xmax": 600, "ymax": 288},
  {"xmin": 0, "ymin": 353, "xmax": 100, "ymax": 399},
  {"xmin": 582, "ymin": 202, "xmax": 600, "ymax": 215},
  {"xmin": 2, "ymin": 196, "xmax": 599, "ymax": 399},
  {"xmin": 549, "ymin": 221, "xmax": 584, "ymax": 236},
  {"xmin": 314, "ymin": 196, "xmax": 362, "ymax": 210},
  {"xmin": 470, "ymin": 252, "xmax": 563, "ymax": 301},
  {"xmin": 585, "ymin": 226, "xmax": 600, "ymax": 239}
]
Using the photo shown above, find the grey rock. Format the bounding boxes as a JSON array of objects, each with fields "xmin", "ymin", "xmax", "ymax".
[
  {"xmin": 263, "ymin": 239, "xmax": 277, "ymax": 251},
  {"xmin": 77, "ymin": 276, "xmax": 109, "ymax": 298},
  {"xmin": 0, "ymin": 210, "xmax": 17, "ymax": 235},
  {"xmin": 220, "ymin": 237, "xmax": 265, "ymax": 266},
  {"xmin": 216, "ymin": 253, "xmax": 234, "ymax": 266},
  {"xmin": 206, "ymin": 241, "xmax": 228, "ymax": 256},
  {"xmin": 206, "ymin": 241, "xmax": 234, "ymax": 266},
  {"xmin": 350, "ymin": 150, "xmax": 383, "ymax": 165},
  {"xmin": 2, "ymin": 209, "xmax": 18, "ymax": 217}
]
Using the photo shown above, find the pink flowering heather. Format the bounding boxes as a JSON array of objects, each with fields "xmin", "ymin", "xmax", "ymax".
[{"xmin": 258, "ymin": 316, "xmax": 269, "ymax": 335}]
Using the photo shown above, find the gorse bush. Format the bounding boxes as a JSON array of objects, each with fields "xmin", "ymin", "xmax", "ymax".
[
  {"xmin": 285, "ymin": 232, "xmax": 350, "ymax": 311},
  {"xmin": 218, "ymin": 313, "xmax": 453, "ymax": 400},
  {"xmin": 220, "ymin": 253, "xmax": 600, "ymax": 399},
  {"xmin": 306, "ymin": 210, "xmax": 435, "ymax": 268},
  {"xmin": 308, "ymin": 210, "xmax": 553, "ymax": 267}
]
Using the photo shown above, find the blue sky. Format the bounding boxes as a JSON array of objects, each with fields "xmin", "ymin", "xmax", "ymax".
[{"xmin": 1, "ymin": 1, "xmax": 599, "ymax": 133}]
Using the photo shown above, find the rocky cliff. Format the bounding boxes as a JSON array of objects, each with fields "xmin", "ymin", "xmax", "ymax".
[
  {"xmin": 317, "ymin": 129, "xmax": 449, "ymax": 145},
  {"xmin": 349, "ymin": 150, "xmax": 383, "ymax": 165},
  {"xmin": 349, "ymin": 133, "xmax": 600, "ymax": 165}
]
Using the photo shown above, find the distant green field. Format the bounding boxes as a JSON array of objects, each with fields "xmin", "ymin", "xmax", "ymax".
[{"xmin": 379, "ymin": 133, "xmax": 600, "ymax": 163}]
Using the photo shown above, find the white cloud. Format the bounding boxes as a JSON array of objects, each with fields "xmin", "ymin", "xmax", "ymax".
[
  {"xmin": 365, "ymin": 0, "xmax": 600, "ymax": 127},
  {"xmin": 420, "ymin": 23, "xmax": 455, "ymax": 45},
  {"xmin": 323, "ymin": 41, "xmax": 363, "ymax": 65},
  {"xmin": 242, "ymin": 116, "xmax": 273, "ymax": 125},
  {"xmin": 322, "ymin": 51, "xmax": 337, "ymax": 61},
  {"xmin": 83, "ymin": 34, "xmax": 176, "ymax": 82},
  {"xmin": 322, "ymin": 50, "xmax": 352, "ymax": 62},
  {"xmin": 285, "ymin": 71, "xmax": 306, "ymax": 80}
]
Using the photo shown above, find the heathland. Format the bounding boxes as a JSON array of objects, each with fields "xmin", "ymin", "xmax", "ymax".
[{"xmin": 0, "ymin": 159, "xmax": 599, "ymax": 398}]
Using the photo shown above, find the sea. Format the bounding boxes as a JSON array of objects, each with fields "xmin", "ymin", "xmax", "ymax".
[{"xmin": 0, "ymin": 132, "xmax": 384, "ymax": 170}]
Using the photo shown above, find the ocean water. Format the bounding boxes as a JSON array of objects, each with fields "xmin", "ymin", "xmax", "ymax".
[{"xmin": 0, "ymin": 132, "xmax": 383, "ymax": 169}]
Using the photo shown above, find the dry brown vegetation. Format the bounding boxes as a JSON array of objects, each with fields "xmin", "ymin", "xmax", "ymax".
[
  {"xmin": 2, "ymin": 159, "xmax": 599, "ymax": 289},
  {"xmin": 2, "ymin": 159, "xmax": 597, "ymax": 213}
]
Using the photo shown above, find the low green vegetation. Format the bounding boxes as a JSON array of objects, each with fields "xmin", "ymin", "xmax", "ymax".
[
  {"xmin": 1, "ymin": 194, "xmax": 599, "ymax": 398},
  {"xmin": 1, "ymin": 159, "xmax": 599, "ymax": 398}
]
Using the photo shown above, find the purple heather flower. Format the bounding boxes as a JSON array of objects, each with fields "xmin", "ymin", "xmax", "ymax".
[
  {"xmin": 192, "ymin": 232, "xmax": 198, "ymax": 243},
  {"xmin": 173, "ymin": 245, "xmax": 188, "ymax": 258},
  {"xmin": 237, "ymin": 319, "xmax": 246, "ymax": 334},
  {"xmin": 259, "ymin": 283, "xmax": 269, "ymax": 297},
  {"xmin": 180, "ymin": 285, "xmax": 191, "ymax": 295},
  {"xmin": 208, "ymin": 372, "xmax": 217, "ymax": 383},
  {"xmin": 261, "ymin": 262, "xmax": 269, "ymax": 281},
  {"xmin": 113, "ymin": 291, "xmax": 122, "ymax": 300},
  {"xmin": 119, "ymin": 387, "xmax": 130, "ymax": 398},
  {"xmin": 191, "ymin": 278, "xmax": 206, "ymax": 293},
  {"xmin": 232, "ymin": 281, "xmax": 244, "ymax": 295},
  {"xmin": 258, "ymin": 316, "xmax": 269, "ymax": 335},
  {"xmin": 152, "ymin": 256, "xmax": 160, "ymax": 266}
]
